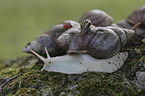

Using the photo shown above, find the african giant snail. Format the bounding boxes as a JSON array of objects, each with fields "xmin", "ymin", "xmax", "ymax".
[
  {"xmin": 28, "ymin": 21, "xmax": 132, "ymax": 74},
  {"xmin": 23, "ymin": 20, "xmax": 79, "ymax": 57},
  {"xmin": 68, "ymin": 20, "xmax": 135, "ymax": 59},
  {"xmin": 116, "ymin": 6, "xmax": 145, "ymax": 44}
]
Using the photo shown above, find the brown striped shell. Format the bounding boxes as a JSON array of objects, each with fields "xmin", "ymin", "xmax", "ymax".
[
  {"xmin": 126, "ymin": 6, "xmax": 145, "ymax": 27},
  {"xmin": 79, "ymin": 9, "xmax": 113, "ymax": 27},
  {"xmin": 23, "ymin": 20, "xmax": 78, "ymax": 57},
  {"xmin": 68, "ymin": 20, "xmax": 135, "ymax": 59}
]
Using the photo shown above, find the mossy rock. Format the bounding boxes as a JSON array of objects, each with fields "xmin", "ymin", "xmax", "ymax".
[{"xmin": 0, "ymin": 43, "xmax": 145, "ymax": 96}]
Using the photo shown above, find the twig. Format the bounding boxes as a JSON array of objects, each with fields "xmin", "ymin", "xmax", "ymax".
[
  {"xmin": 131, "ymin": 22, "xmax": 141, "ymax": 30},
  {"xmin": 19, "ymin": 81, "xmax": 21, "ymax": 88},
  {"xmin": 0, "ymin": 73, "xmax": 22, "ymax": 95}
]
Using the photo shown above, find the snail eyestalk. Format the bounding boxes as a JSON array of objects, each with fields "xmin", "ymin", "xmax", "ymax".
[
  {"xmin": 31, "ymin": 47, "xmax": 50, "ymax": 63},
  {"xmin": 31, "ymin": 47, "xmax": 51, "ymax": 71},
  {"xmin": 44, "ymin": 47, "xmax": 50, "ymax": 58}
]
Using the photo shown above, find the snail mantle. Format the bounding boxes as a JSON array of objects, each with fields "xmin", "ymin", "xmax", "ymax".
[{"xmin": 31, "ymin": 47, "xmax": 128, "ymax": 74}]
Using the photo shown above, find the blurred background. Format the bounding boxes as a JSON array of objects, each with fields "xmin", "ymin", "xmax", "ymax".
[{"xmin": 0, "ymin": 0, "xmax": 145, "ymax": 60}]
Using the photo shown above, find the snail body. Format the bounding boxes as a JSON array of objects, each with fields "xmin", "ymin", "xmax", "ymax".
[
  {"xmin": 23, "ymin": 20, "xmax": 77, "ymax": 57},
  {"xmin": 79, "ymin": 9, "xmax": 113, "ymax": 27},
  {"xmin": 68, "ymin": 20, "xmax": 135, "ymax": 59},
  {"xmin": 31, "ymin": 47, "xmax": 128, "ymax": 74}
]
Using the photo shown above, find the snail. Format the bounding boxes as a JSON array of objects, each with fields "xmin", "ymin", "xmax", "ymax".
[
  {"xmin": 30, "ymin": 47, "xmax": 128, "ymax": 74},
  {"xmin": 57, "ymin": 22, "xmax": 96, "ymax": 51},
  {"xmin": 126, "ymin": 6, "xmax": 145, "ymax": 28},
  {"xmin": 68, "ymin": 20, "xmax": 135, "ymax": 59},
  {"xmin": 79, "ymin": 9, "xmax": 113, "ymax": 27},
  {"xmin": 30, "ymin": 19, "xmax": 130, "ymax": 74},
  {"xmin": 56, "ymin": 27, "xmax": 81, "ymax": 51},
  {"xmin": 116, "ymin": 6, "xmax": 145, "ymax": 45},
  {"xmin": 23, "ymin": 20, "xmax": 77, "ymax": 57}
]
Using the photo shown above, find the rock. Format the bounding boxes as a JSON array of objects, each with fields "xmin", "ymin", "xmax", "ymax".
[{"xmin": 134, "ymin": 71, "xmax": 145, "ymax": 90}]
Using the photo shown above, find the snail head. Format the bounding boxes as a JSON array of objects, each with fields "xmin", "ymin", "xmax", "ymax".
[{"xmin": 80, "ymin": 19, "xmax": 91, "ymax": 30}]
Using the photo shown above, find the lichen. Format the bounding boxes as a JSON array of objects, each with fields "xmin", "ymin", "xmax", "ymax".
[{"xmin": 0, "ymin": 43, "xmax": 145, "ymax": 95}]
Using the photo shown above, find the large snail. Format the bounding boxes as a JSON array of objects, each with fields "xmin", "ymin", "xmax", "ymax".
[
  {"xmin": 56, "ymin": 9, "xmax": 114, "ymax": 51},
  {"xmin": 68, "ymin": 20, "xmax": 135, "ymax": 59},
  {"xmin": 79, "ymin": 9, "xmax": 113, "ymax": 27},
  {"xmin": 23, "ymin": 8, "xmax": 141, "ymax": 74},
  {"xmin": 23, "ymin": 20, "xmax": 78, "ymax": 57},
  {"xmin": 23, "ymin": 9, "xmax": 114, "ymax": 57},
  {"xmin": 29, "ymin": 20, "xmax": 133, "ymax": 74}
]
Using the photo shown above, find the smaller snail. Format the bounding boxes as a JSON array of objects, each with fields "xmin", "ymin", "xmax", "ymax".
[
  {"xmin": 57, "ymin": 22, "xmax": 95, "ymax": 51},
  {"xmin": 56, "ymin": 27, "xmax": 81, "ymax": 51},
  {"xmin": 115, "ymin": 6, "xmax": 145, "ymax": 45},
  {"xmin": 30, "ymin": 47, "xmax": 128, "ymax": 74},
  {"xmin": 126, "ymin": 6, "xmax": 145, "ymax": 28},
  {"xmin": 79, "ymin": 9, "xmax": 113, "ymax": 27},
  {"xmin": 23, "ymin": 20, "xmax": 77, "ymax": 57},
  {"xmin": 68, "ymin": 20, "xmax": 135, "ymax": 59}
]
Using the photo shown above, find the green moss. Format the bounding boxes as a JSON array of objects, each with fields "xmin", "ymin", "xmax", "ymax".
[
  {"xmin": 75, "ymin": 72, "xmax": 137, "ymax": 96},
  {"xmin": 0, "ymin": 43, "xmax": 145, "ymax": 95}
]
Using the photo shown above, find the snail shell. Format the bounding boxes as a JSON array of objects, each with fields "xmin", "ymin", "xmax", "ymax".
[
  {"xmin": 116, "ymin": 21, "xmax": 145, "ymax": 39},
  {"xmin": 57, "ymin": 22, "xmax": 96, "ymax": 51},
  {"xmin": 56, "ymin": 27, "xmax": 81, "ymax": 51},
  {"xmin": 68, "ymin": 20, "xmax": 135, "ymax": 59},
  {"xmin": 116, "ymin": 20, "xmax": 144, "ymax": 45},
  {"xmin": 126, "ymin": 6, "xmax": 145, "ymax": 28},
  {"xmin": 79, "ymin": 9, "xmax": 113, "ymax": 27},
  {"xmin": 116, "ymin": 6, "xmax": 145, "ymax": 38},
  {"xmin": 23, "ymin": 20, "xmax": 77, "ymax": 57}
]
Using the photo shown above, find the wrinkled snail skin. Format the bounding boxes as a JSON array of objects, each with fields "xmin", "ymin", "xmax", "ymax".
[
  {"xmin": 68, "ymin": 20, "xmax": 135, "ymax": 59},
  {"xmin": 79, "ymin": 9, "xmax": 113, "ymax": 27}
]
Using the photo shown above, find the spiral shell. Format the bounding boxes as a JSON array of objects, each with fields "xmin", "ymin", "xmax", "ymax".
[
  {"xmin": 126, "ymin": 6, "xmax": 145, "ymax": 27},
  {"xmin": 117, "ymin": 20, "xmax": 145, "ymax": 39},
  {"xmin": 79, "ymin": 9, "xmax": 113, "ymax": 27},
  {"xmin": 56, "ymin": 27, "xmax": 80, "ymax": 51},
  {"xmin": 68, "ymin": 20, "xmax": 135, "ymax": 59},
  {"xmin": 23, "ymin": 24, "xmax": 67, "ymax": 57},
  {"xmin": 23, "ymin": 20, "xmax": 81, "ymax": 57},
  {"xmin": 116, "ymin": 6, "xmax": 145, "ymax": 39}
]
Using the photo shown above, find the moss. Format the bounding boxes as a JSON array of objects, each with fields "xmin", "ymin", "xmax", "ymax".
[
  {"xmin": 75, "ymin": 72, "xmax": 137, "ymax": 96},
  {"xmin": 0, "ymin": 43, "xmax": 145, "ymax": 95}
]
